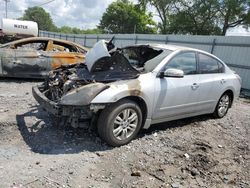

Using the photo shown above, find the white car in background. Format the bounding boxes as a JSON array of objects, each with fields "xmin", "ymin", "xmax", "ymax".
[{"xmin": 33, "ymin": 39, "xmax": 241, "ymax": 146}]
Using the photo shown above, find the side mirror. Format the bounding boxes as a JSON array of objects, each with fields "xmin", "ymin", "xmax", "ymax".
[{"xmin": 160, "ymin": 68, "xmax": 184, "ymax": 78}]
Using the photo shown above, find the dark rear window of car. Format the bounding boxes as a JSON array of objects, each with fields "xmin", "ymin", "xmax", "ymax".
[{"xmin": 198, "ymin": 53, "xmax": 224, "ymax": 74}]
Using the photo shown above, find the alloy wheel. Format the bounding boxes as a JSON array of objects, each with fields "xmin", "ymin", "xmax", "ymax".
[
  {"xmin": 112, "ymin": 108, "xmax": 138, "ymax": 140},
  {"xmin": 218, "ymin": 94, "xmax": 230, "ymax": 117}
]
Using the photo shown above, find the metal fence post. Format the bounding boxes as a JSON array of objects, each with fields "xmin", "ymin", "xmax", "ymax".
[
  {"xmin": 211, "ymin": 38, "xmax": 216, "ymax": 54},
  {"xmin": 135, "ymin": 35, "xmax": 138, "ymax": 44},
  {"xmin": 84, "ymin": 35, "xmax": 86, "ymax": 47},
  {"xmin": 97, "ymin": 35, "xmax": 99, "ymax": 42},
  {"xmin": 113, "ymin": 35, "xmax": 116, "ymax": 45},
  {"xmin": 165, "ymin": 36, "xmax": 168, "ymax": 44}
]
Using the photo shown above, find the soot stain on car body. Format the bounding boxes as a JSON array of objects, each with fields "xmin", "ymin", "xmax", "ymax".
[{"xmin": 127, "ymin": 79, "xmax": 142, "ymax": 96}]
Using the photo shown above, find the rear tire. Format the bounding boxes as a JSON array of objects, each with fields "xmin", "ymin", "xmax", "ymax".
[
  {"xmin": 213, "ymin": 93, "xmax": 231, "ymax": 118},
  {"xmin": 97, "ymin": 99, "xmax": 142, "ymax": 147}
]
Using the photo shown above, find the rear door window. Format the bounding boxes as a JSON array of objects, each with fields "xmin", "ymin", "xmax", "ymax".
[{"xmin": 198, "ymin": 53, "xmax": 224, "ymax": 74}]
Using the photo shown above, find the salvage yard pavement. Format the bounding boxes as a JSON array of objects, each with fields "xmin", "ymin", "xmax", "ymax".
[{"xmin": 0, "ymin": 78, "xmax": 249, "ymax": 188}]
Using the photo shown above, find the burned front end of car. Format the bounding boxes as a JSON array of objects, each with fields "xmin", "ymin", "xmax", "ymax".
[
  {"xmin": 32, "ymin": 39, "xmax": 141, "ymax": 128},
  {"xmin": 32, "ymin": 64, "xmax": 110, "ymax": 128},
  {"xmin": 33, "ymin": 39, "xmax": 164, "ymax": 128}
]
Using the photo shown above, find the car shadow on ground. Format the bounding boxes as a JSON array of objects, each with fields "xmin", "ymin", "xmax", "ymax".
[
  {"xmin": 16, "ymin": 104, "xmax": 213, "ymax": 155},
  {"xmin": 139, "ymin": 115, "xmax": 212, "ymax": 137},
  {"xmin": 16, "ymin": 105, "xmax": 111, "ymax": 155}
]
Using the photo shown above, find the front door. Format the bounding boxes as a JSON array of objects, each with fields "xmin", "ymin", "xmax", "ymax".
[{"xmin": 152, "ymin": 51, "xmax": 201, "ymax": 121}]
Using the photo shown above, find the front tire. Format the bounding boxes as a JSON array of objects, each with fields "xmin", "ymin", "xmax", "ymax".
[
  {"xmin": 97, "ymin": 99, "xmax": 142, "ymax": 147},
  {"xmin": 213, "ymin": 93, "xmax": 231, "ymax": 118}
]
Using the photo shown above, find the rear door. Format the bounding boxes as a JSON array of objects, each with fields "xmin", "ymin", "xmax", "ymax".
[{"xmin": 196, "ymin": 53, "xmax": 226, "ymax": 112}]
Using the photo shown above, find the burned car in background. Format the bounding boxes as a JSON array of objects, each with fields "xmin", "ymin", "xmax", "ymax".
[
  {"xmin": 0, "ymin": 37, "xmax": 88, "ymax": 78},
  {"xmin": 33, "ymin": 38, "xmax": 241, "ymax": 146}
]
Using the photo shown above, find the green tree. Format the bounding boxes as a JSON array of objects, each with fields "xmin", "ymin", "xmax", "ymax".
[
  {"xmin": 57, "ymin": 26, "xmax": 102, "ymax": 34},
  {"xmin": 168, "ymin": 0, "xmax": 221, "ymax": 35},
  {"xmin": 21, "ymin": 7, "xmax": 57, "ymax": 31},
  {"xmin": 99, "ymin": 0, "xmax": 157, "ymax": 34},
  {"xmin": 82, "ymin": 28, "xmax": 102, "ymax": 34},
  {"xmin": 139, "ymin": 0, "xmax": 250, "ymax": 35},
  {"xmin": 58, "ymin": 26, "xmax": 73, "ymax": 34},
  {"xmin": 138, "ymin": 0, "xmax": 173, "ymax": 34},
  {"xmin": 218, "ymin": 0, "xmax": 250, "ymax": 35}
]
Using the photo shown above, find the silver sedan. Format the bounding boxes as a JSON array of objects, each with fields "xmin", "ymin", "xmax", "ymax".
[{"xmin": 33, "ymin": 41, "xmax": 242, "ymax": 146}]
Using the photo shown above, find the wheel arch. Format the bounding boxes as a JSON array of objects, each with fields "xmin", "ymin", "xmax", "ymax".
[
  {"xmin": 222, "ymin": 89, "xmax": 234, "ymax": 108},
  {"xmin": 119, "ymin": 96, "xmax": 148, "ymax": 128}
]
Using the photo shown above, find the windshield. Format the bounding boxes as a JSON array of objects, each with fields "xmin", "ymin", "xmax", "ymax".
[
  {"xmin": 120, "ymin": 46, "xmax": 172, "ymax": 73},
  {"xmin": 85, "ymin": 40, "xmax": 173, "ymax": 75}
]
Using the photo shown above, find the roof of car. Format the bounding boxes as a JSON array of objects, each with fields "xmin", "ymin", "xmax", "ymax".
[
  {"xmin": 0, "ymin": 37, "xmax": 89, "ymax": 51},
  {"xmin": 148, "ymin": 43, "xmax": 199, "ymax": 51},
  {"xmin": 148, "ymin": 43, "xmax": 226, "ymax": 65},
  {"xmin": 148, "ymin": 43, "xmax": 222, "ymax": 58}
]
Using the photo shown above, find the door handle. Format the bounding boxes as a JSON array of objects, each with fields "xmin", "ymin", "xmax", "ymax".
[
  {"xmin": 221, "ymin": 79, "xmax": 226, "ymax": 84},
  {"xmin": 191, "ymin": 83, "xmax": 199, "ymax": 90}
]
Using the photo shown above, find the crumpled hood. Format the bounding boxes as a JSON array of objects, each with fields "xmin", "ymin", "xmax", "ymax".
[{"xmin": 85, "ymin": 40, "xmax": 111, "ymax": 72}]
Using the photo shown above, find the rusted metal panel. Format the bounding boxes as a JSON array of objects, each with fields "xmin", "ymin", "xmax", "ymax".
[{"xmin": 50, "ymin": 52, "xmax": 84, "ymax": 69}]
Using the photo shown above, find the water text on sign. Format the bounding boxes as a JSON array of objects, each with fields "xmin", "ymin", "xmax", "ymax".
[{"xmin": 14, "ymin": 25, "xmax": 28, "ymax": 29}]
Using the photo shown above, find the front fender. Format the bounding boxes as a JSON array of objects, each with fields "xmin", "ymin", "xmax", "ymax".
[
  {"xmin": 91, "ymin": 79, "xmax": 153, "ymax": 119},
  {"xmin": 91, "ymin": 83, "xmax": 145, "ymax": 104}
]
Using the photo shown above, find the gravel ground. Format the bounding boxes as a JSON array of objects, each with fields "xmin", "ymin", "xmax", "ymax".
[{"xmin": 0, "ymin": 78, "xmax": 249, "ymax": 188}]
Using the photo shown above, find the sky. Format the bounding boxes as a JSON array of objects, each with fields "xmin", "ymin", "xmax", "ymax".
[
  {"xmin": 0, "ymin": 0, "xmax": 249, "ymax": 35},
  {"xmin": 0, "ymin": 0, "xmax": 120, "ymax": 29},
  {"xmin": 226, "ymin": 25, "xmax": 250, "ymax": 36}
]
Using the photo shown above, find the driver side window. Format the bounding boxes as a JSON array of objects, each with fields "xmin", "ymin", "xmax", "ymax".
[{"xmin": 164, "ymin": 52, "xmax": 197, "ymax": 75}]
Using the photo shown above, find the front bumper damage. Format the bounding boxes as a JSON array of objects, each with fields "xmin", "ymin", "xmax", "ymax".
[
  {"xmin": 32, "ymin": 85, "xmax": 95, "ymax": 128},
  {"xmin": 32, "ymin": 85, "xmax": 60, "ymax": 115}
]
